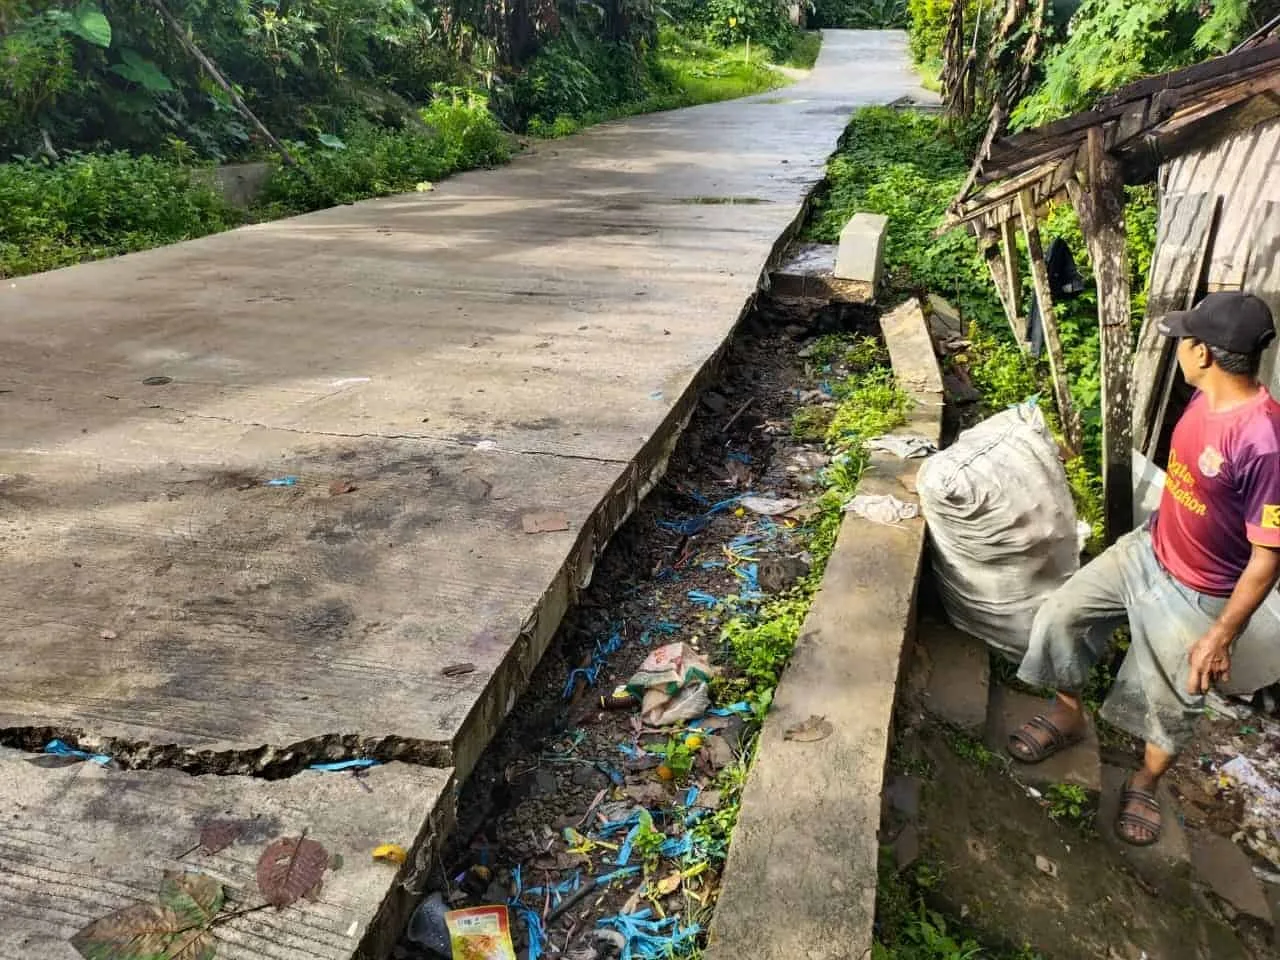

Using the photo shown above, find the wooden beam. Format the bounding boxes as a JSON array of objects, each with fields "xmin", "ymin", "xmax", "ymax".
[
  {"xmin": 1066, "ymin": 126, "xmax": 1133, "ymax": 541},
  {"xmin": 1000, "ymin": 217, "xmax": 1025, "ymax": 339},
  {"xmin": 1018, "ymin": 189, "xmax": 1083, "ymax": 455},
  {"xmin": 974, "ymin": 224, "xmax": 1025, "ymax": 347}
]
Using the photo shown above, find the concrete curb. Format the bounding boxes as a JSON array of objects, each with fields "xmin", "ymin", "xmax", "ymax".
[{"xmin": 705, "ymin": 297, "xmax": 942, "ymax": 960}]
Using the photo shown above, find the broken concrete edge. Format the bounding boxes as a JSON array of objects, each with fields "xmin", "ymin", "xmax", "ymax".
[
  {"xmin": 834, "ymin": 212, "xmax": 889, "ymax": 286},
  {"xmin": 705, "ymin": 290, "xmax": 944, "ymax": 960}
]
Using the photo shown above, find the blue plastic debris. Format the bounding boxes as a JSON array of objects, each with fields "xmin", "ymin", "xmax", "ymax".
[
  {"xmin": 725, "ymin": 451, "xmax": 752, "ymax": 464},
  {"xmin": 265, "ymin": 476, "xmax": 299, "ymax": 487},
  {"xmin": 683, "ymin": 786, "xmax": 700, "ymax": 808},
  {"xmin": 686, "ymin": 590, "xmax": 719, "ymax": 609},
  {"xmin": 596, "ymin": 909, "xmax": 702, "ymax": 960},
  {"xmin": 618, "ymin": 742, "xmax": 646, "ymax": 761},
  {"xmin": 308, "ymin": 758, "xmax": 381, "ymax": 772},
  {"xmin": 563, "ymin": 627, "xmax": 625, "ymax": 698},
  {"xmin": 657, "ymin": 496, "xmax": 741, "ymax": 536},
  {"xmin": 44, "ymin": 739, "xmax": 111, "ymax": 766},
  {"xmin": 508, "ymin": 866, "xmax": 547, "ymax": 960},
  {"xmin": 708, "ymin": 701, "xmax": 751, "ymax": 717}
]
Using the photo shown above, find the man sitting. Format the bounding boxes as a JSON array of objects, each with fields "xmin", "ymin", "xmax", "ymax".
[{"xmin": 1009, "ymin": 291, "xmax": 1280, "ymax": 846}]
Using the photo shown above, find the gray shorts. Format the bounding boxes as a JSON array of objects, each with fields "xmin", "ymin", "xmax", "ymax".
[{"xmin": 1016, "ymin": 526, "xmax": 1223, "ymax": 754}]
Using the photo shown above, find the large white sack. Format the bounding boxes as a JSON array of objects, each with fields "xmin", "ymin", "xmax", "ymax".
[{"xmin": 917, "ymin": 401, "xmax": 1081, "ymax": 659}]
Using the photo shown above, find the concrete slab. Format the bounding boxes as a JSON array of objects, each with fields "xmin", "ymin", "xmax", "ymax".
[
  {"xmin": 834, "ymin": 212, "xmax": 889, "ymax": 284},
  {"xmin": 986, "ymin": 686, "xmax": 1103, "ymax": 794},
  {"xmin": 1190, "ymin": 831, "xmax": 1273, "ymax": 924},
  {"xmin": 769, "ymin": 242, "xmax": 874, "ymax": 302},
  {"xmin": 918, "ymin": 619, "xmax": 991, "ymax": 736},
  {"xmin": 0, "ymin": 748, "xmax": 453, "ymax": 960},
  {"xmin": 1098, "ymin": 763, "xmax": 1192, "ymax": 904},
  {"xmin": 707, "ymin": 278, "xmax": 943, "ymax": 960}
]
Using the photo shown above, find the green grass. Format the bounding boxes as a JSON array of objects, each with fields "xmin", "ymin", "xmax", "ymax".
[{"xmin": 781, "ymin": 30, "xmax": 824, "ymax": 69}]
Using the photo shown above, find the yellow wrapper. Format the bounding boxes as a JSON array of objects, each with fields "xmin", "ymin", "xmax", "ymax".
[{"xmin": 446, "ymin": 905, "xmax": 517, "ymax": 960}]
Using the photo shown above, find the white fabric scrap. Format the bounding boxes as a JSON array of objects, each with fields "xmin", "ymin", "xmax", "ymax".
[
  {"xmin": 844, "ymin": 493, "xmax": 919, "ymax": 525},
  {"xmin": 866, "ymin": 434, "xmax": 937, "ymax": 459}
]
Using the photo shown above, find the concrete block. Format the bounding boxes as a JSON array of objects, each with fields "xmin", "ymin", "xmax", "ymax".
[
  {"xmin": 768, "ymin": 242, "xmax": 874, "ymax": 303},
  {"xmin": 985, "ymin": 686, "xmax": 1102, "ymax": 795},
  {"xmin": 1098, "ymin": 763, "xmax": 1192, "ymax": 904},
  {"xmin": 919, "ymin": 620, "xmax": 990, "ymax": 736},
  {"xmin": 834, "ymin": 212, "xmax": 889, "ymax": 285}
]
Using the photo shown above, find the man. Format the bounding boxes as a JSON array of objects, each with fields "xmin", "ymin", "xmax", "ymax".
[{"xmin": 1008, "ymin": 291, "xmax": 1280, "ymax": 846}]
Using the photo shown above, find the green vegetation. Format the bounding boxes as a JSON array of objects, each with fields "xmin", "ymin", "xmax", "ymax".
[
  {"xmin": 812, "ymin": 0, "xmax": 909, "ymax": 29},
  {"xmin": 1044, "ymin": 783, "xmax": 1093, "ymax": 828},
  {"xmin": 0, "ymin": 1, "xmax": 820, "ymax": 279}
]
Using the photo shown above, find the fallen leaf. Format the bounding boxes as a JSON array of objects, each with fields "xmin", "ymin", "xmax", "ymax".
[
  {"xmin": 702, "ymin": 735, "xmax": 735, "ymax": 769},
  {"xmin": 199, "ymin": 820, "xmax": 244, "ymax": 855},
  {"xmin": 71, "ymin": 904, "xmax": 195, "ymax": 960},
  {"xmin": 654, "ymin": 872, "xmax": 682, "ymax": 896},
  {"xmin": 1034, "ymin": 854, "xmax": 1058, "ymax": 879},
  {"xmin": 142, "ymin": 376, "xmax": 173, "ymax": 386},
  {"xmin": 441, "ymin": 662, "xmax": 476, "ymax": 678},
  {"xmin": 329, "ymin": 853, "xmax": 345, "ymax": 871},
  {"xmin": 624, "ymin": 782, "xmax": 668, "ymax": 805},
  {"xmin": 257, "ymin": 835, "xmax": 330, "ymax": 908},
  {"xmin": 328, "ymin": 479, "xmax": 357, "ymax": 496},
  {"xmin": 159, "ymin": 871, "xmax": 225, "ymax": 927},
  {"xmin": 100, "ymin": 629, "xmax": 118, "ymax": 640},
  {"xmin": 784, "ymin": 715, "xmax": 834, "ymax": 743},
  {"xmin": 522, "ymin": 511, "xmax": 570, "ymax": 534},
  {"xmin": 372, "ymin": 843, "xmax": 407, "ymax": 865}
]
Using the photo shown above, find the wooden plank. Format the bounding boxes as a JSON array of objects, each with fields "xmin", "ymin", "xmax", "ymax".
[
  {"xmin": 1018, "ymin": 189, "xmax": 1082, "ymax": 454},
  {"xmin": 1000, "ymin": 217, "xmax": 1024, "ymax": 327},
  {"xmin": 1243, "ymin": 200, "xmax": 1280, "ymax": 388},
  {"xmin": 974, "ymin": 225, "xmax": 1024, "ymax": 345},
  {"xmin": 1067, "ymin": 126, "xmax": 1133, "ymax": 541},
  {"xmin": 0, "ymin": 750, "xmax": 454, "ymax": 960},
  {"xmin": 1130, "ymin": 192, "xmax": 1218, "ymax": 453}
]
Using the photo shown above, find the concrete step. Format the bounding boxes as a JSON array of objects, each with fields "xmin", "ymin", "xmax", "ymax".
[
  {"xmin": 1097, "ymin": 763, "xmax": 1193, "ymax": 903},
  {"xmin": 917, "ymin": 619, "xmax": 991, "ymax": 737},
  {"xmin": 985, "ymin": 685, "xmax": 1103, "ymax": 795}
]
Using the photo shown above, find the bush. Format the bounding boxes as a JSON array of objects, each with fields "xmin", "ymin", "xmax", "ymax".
[
  {"xmin": 704, "ymin": 0, "xmax": 797, "ymax": 57},
  {"xmin": 0, "ymin": 152, "xmax": 239, "ymax": 278},
  {"xmin": 260, "ymin": 92, "xmax": 509, "ymax": 213},
  {"xmin": 512, "ymin": 37, "xmax": 654, "ymax": 127}
]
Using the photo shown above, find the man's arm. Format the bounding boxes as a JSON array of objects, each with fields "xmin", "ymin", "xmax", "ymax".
[{"xmin": 1187, "ymin": 543, "xmax": 1280, "ymax": 694}]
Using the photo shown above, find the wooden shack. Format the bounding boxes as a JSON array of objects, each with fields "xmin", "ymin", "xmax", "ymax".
[{"xmin": 942, "ymin": 36, "xmax": 1280, "ymax": 542}]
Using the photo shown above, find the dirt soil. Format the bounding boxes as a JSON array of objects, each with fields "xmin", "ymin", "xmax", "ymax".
[{"xmin": 394, "ymin": 297, "xmax": 880, "ymax": 959}]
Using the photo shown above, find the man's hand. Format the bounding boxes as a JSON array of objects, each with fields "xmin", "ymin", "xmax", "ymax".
[{"xmin": 1187, "ymin": 630, "xmax": 1232, "ymax": 694}]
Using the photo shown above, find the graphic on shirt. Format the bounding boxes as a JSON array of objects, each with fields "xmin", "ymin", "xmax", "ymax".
[
  {"xmin": 1198, "ymin": 444, "xmax": 1224, "ymax": 478},
  {"xmin": 1163, "ymin": 448, "xmax": 1206, "ymax": 517},
  {"xmin": 1263, "ymin": 505, "xmax": 1280, "ymax": 529}
]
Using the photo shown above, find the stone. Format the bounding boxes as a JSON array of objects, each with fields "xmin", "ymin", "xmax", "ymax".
[
  {"xmin": 985, "ymin": 686, "xmax": 1103, "ymax": 795},
  {"xmin": 1190, "ymin": 831, "xmax": 1272, "ymax": 923},
  {"xmin": 926, "ymin": 294, "xmax": 964, "ymax": 340},
  {"xmin": 834, "ymin": 212, "xmax": 889, "ymax": 286},
  {"xmin": 919, "ymin": 620, "xmax": 990, "ymax": 736}
]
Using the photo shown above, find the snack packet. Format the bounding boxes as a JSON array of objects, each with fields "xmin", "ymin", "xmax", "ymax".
[{"xmin": 445, "ymin": 905, "xmax": 516, "ymax": 960}]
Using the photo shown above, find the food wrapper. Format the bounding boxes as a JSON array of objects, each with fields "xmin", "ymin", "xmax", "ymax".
[
  {"xmin": 446, "ymin": 905, "xmax": 517, "ymax": 960},
  {"xmin": 625, "ymin": 642, "xmax": 715, "ymax": 697}
]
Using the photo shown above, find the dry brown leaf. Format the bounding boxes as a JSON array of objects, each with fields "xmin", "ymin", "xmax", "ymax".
[
  {"xmin": 257, "ymin": 835, "xmax": 330, "ymax": 909},
  {"xmin": 199, "ymin": 820, "xmax": 244, "ymax": 855},
  {"xmin": 328, "ymin": 479, "xmax": 357, "ymax": 496},
  {"xmin": 522, "ymin": 511, "xmax": 570, "ymax": 534}
]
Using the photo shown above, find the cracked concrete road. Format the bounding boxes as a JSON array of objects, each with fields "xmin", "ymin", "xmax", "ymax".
[{"xmin": 0, "ymin": 30, "xmax": 933, "ymax": 959}]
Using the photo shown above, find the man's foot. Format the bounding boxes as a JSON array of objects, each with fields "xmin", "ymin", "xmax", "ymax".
[
  {"xmin": 1007, "ymin": 699, "xmax": 1085, "ymax": 764},
  {"xmin": 1117, "ymin": 774, "xmax": 1162, "ymax": 847}
]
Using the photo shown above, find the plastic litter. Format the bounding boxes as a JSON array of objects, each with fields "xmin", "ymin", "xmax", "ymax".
[
  {"xmin": 596, "ymin": 909, "xmax": 702, "ymax": 960},
  {"xmin": 265, "ymin": 476, "xmax": 298, "ymax": 487},
  {"xmin": 447, "ymin": 905, "xmax": 518, "ymax": 960},
  {"xmin": 657, "ymin": 496, "xmax": 740, "ymax": 536},
  {"xmin": 1221, "ymin": 755, "xmax": 1280, "ymax": 817},
  {"xmin": 309, "ymin": 758, "xmax": 381, "ymax": 772},
  {"xmin": 626, "ymin": 643, "xmax": 718, "ymax": 727},
  {"xmin": 685, "ymin": 590, "xmax": 720, "ymax": 608},
  {"xmin": 563, "ymin": 627, "xmax": 625, "ymax": 699},
  {"xmin": 43, "ymin": 739, "xmax": 112, "ymax": 766},
  {"xmin": 406, "ymin": 892, "xmax": 452, "ymax": 954},
  {"xmin": 844, "ymin": 493, "xmax": 919, "ymax": 524},
  {"xmin": 866, "ymin": 434, "xmax": 937, "ymax": 459},
  {"xmin": 739, "ymin": 495, "xmax": 801, "ymax": 516}
]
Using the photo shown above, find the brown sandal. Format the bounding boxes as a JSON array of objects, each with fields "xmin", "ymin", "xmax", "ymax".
[
  {"xmin": 1117, "ymin": 780, "xmax": 1162, "ymax": 847},
  {"xmin": 1007, "ymin": 713, "xmax": 1082, "ymax": 764}
]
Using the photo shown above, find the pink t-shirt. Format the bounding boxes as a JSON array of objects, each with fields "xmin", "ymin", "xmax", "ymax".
[{"xmin": 1153, "ymin": 388, "xmax": 1280, "ymax": 596}]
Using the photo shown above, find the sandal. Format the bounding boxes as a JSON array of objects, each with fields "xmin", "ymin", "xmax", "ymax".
[
  {"xmin": 1007, "ymin": 713, "xmax": 1083, "ymax": 764},
  {"xmin": 1117, "ymin": 779, "xmax": 1162, "ymax": 847}
]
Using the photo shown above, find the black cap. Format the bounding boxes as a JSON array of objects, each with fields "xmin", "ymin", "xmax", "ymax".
[{"xmin": 1158, "ymin": 291, "xmax": 1276, "ymax": 354}]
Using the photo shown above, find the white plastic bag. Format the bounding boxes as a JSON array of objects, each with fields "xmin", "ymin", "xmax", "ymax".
[{"xmin": 917, "ymin": 401, "xmax": 1080, "ymax": 659}]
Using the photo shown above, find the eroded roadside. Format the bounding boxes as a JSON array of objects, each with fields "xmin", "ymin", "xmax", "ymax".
[{"xmin": 395, "ymin": 294, "xmax": 895, "ymax": 959}]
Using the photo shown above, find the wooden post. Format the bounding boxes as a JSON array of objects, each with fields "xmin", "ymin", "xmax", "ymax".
[
  {"xmin": 999, "ymin": 217, "xmax": 1024, "ymax": 323},
  {"xmin": 1018, "ymin": 189, "xmax": 1083, "ymax": 455},
  {"xmin": 1066, "ymin": 127, "xmax": 1134, "ymax": 541},
  {"xmin": 974, "ymin": 223, "xmax": 1026, "ymax": 347}
]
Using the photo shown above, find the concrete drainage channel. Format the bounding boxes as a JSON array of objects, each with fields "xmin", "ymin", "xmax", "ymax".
[{"xmin": 396, "ymin": 283, "xmax": 943, "ymax": 959}]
